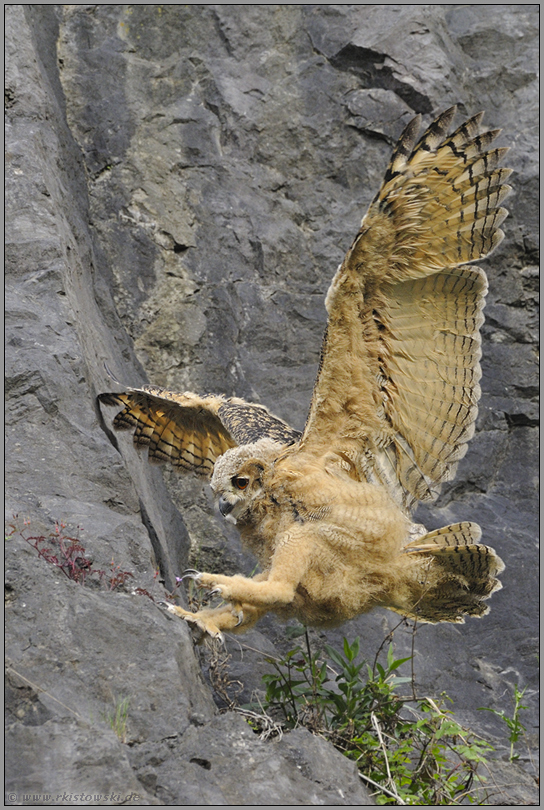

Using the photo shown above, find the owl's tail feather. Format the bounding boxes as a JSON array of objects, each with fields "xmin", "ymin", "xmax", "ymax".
[{"xmin": 388, "ymin": 522, "xmax": 504, "ymax": 623}]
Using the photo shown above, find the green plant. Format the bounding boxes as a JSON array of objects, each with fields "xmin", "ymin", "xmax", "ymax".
[
  {"xmin": 106, "ymin": 697, "xmax": 130, "ymax": 743},
  {"xmin": 257, "ymin": 628, "xmax": 493, "ymax": 805},
  {"xmin": 479, "ymin": 684, "xmax": 528, "ymax": 762}
]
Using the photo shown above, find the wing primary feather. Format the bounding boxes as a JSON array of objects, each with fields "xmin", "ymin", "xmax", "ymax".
[
  {"xmin": 378, "ymin": 114, "xmax": 422, "ymax": 191},
  {"xmin": 411, "ymin": 105, "xmax": 457, "ymax": 155},
  {"xmin": 302, "ymin": 107, "xmax": 510, "ymax": 507}
]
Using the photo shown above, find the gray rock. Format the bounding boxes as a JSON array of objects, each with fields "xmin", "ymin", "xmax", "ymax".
[
  {"xmin": 128, "ymin": 714, "xmax": 372, "ymax": 806},
  {"xmin": 6, "ymin": 718, "xmax": 156, "ymax": 807},
  {"xmin": 6, "ymin": 4, "xmax": 538, "ymax": 805}
]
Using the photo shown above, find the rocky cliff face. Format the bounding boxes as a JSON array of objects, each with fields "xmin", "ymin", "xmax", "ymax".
[{"xmin": 6, "ymin": 5, "xmax": 538, "ymax": 805}]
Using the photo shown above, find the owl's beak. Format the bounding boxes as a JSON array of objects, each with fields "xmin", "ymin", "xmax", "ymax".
[{"xmin": 218, "ymin": 495, "xmax": 235, "ymax": 517}]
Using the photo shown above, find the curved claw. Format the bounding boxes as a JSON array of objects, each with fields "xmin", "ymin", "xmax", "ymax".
[
  {"xmin": 167, "ymin": 605, "xmax": 225, "ymax": 643},
  {"xmin": 157, "ymin": 600, "xmax": 171, "ymax": 610},
  {"xmin": 208, "ymin": 587, "xmax": 223, "ymax": 598},
  {"xmin": 178, "ymin": 569, "xmax": 202, "ymax": 583},
  {"xmin": 234, "ymin": 608, "xmax": 244, "ymax": 628}
]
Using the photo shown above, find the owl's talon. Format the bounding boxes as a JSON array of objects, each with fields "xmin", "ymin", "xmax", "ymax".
[
  {"xmin": 235, "ymin": 608, "xmax": 244, "ymax": 627},
  {"xmin": 164, "ymin": 603, "xmax": 225, "ymax": 642},
  {"xmin": 179, "ymin": 569, "xmax": 202, "ymax": 583},
  {"xmin": 208, "ymin": 587, "xmax": 223, "ymax": 598}
]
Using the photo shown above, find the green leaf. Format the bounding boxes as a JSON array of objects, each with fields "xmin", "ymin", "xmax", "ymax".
[
  {"xmin": 340, "ymin": 636, "xmax": 360, "ymax": 662},
  {"xmin": 325, "ymin": 644, "xmax": 348, "ymax": 669},
  {"xmin": 387, "ymin": 655, "xmax": 413, "ymax": 672},
  {"xmin": 254, "ymin": 634, "xmax": 499, "ymax": 805},
  {"xmin": 285, "ymin": 623, "xmax": 307, "ymax": 640}
]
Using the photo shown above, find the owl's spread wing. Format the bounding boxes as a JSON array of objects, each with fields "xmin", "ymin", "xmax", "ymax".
[
  {"xmin": 99, "ymin": 386, "xmax": 300, "ymax": 478},
  {"xmin": 301, "ymin": 107, "xmax": 512, "ymax": 508}
]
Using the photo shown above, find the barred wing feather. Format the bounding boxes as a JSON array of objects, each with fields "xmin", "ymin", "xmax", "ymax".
[
  {"xmin": 302, "ymin": 107, "xmax": 511, "ymax": 508},
  {"xmin": 99, "ymin": 386, "xmax": 300, "ymax": 478}
]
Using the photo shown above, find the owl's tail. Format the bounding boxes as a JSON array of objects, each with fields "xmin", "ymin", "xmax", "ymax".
[{"xmin": 388, "ymin": 522, "xmax": 504, "ymax": 623}]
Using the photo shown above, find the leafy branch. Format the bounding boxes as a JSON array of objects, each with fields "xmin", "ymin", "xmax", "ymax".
[
  {"xmin": 254, "ymin": 627, "xmax": 494, "ymax": 805},
  {"xmin": 479, "ymin": 684, "xmax": 529, "ymax": 762}
]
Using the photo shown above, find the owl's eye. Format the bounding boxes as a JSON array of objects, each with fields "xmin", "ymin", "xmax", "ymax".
[{"xmin": 233, "ymin": 476, "xmax": 250, "ymax": 490}]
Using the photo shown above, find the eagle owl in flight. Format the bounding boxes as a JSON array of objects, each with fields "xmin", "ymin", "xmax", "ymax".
[{"xmin": 100, "ymin": 107, "xmax": 509, "ymax": 639}]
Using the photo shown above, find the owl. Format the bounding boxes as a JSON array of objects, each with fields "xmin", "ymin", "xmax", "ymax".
[{"xmin": 100, "ymin": 107, "xmax": 509, "ymax": 639}]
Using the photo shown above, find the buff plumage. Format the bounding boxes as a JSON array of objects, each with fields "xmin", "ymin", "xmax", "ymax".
[{"xmin": 99, "ymin": 107, "xmax": 509, "ymax": 639}]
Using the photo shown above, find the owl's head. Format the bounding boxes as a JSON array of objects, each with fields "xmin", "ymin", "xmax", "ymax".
[{"xmin": 210, "ymin": 439, "xmax": 282, "ymax": 524}]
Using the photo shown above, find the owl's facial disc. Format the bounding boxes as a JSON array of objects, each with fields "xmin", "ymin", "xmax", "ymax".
[
  {"xmin": 212, "ymin": 459, "xmax": 266, "ymax": 525},
  {"xmin": 210, "ymin": 442, "xmax": 280, "ymax": 525}
]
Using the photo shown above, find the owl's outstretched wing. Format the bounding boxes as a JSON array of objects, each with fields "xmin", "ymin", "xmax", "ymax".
[
  {"xmin": 301, "ymin": 107, "xmax": 512, "ymax": 508},
  {"xmin": 99, "ymin": 385, "xmax": 300, "ymax": 478}
]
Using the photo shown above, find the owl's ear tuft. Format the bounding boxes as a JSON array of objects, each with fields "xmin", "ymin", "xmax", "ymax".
[
  {"xmin": 248, "ymin": 460, "xmax": 265, "ymax": 475},
  {"xmin": 240, "ymin": 460, "xmax": 266, "ymax": 482}
]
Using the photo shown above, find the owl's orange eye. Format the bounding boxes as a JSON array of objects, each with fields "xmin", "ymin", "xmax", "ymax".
[{"xmin": 233, "ymin": 476, "xmax": 250, "ymax": 490}]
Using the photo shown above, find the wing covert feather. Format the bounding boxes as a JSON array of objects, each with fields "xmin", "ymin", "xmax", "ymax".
[
  {"xmin": 99, "ymin": 387, "xmax": 236, "ymax": 477},
  {"xmin": 99, "ymin": 386, "xmax": 300, "ymax": 478}
]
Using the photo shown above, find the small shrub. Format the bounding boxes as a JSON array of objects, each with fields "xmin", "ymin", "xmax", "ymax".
[
  {"xmin": 479, "ymin": 683, "xmax": 529, "ymax": 762},
  {"xmin": 106, "ymin": 560, "xmax": 134, "ymax": 590},
  {"xmin": 7, "ymin": 518, "xmax": 133, "ymax": 591},
  {"xmin": 257, "ymin": 627, "xmax": 493, "ymax": 805}
]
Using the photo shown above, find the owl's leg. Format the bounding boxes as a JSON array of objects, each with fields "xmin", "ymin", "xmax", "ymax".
[
  {"xmin": 194, "ymin": 527, "xmax": 314, "ymax": 607},
  {"xmin": 198, "ymin": 572, "xmax": 297, "ymax": 605}
]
